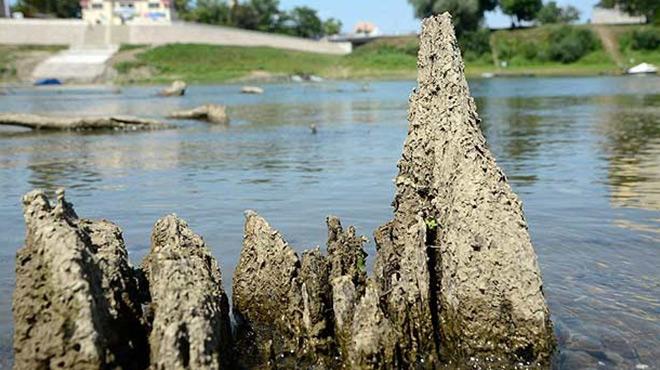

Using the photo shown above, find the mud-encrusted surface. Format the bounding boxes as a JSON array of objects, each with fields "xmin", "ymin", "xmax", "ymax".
[
  {"xmin": 14, "ymin": 190, "xmax": 147, "ymax": 370},
  {"xmin": 382, "ymin": 13, "xmax": 555, "ymax": 366},
  {"xmin": 142, "ymin": 215, "xmax": 232, "ymax": 370},
  {"xmin": 12, "ymin": 13, "xmax": 555, "ymax": 370},
  {"xmin": 232, "ymin": 211, "xmax": 303, "ymax": 367}
]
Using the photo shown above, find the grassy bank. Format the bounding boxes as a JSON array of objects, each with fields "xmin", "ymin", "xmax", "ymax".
[
  {"xmin": 36, "ymin": 23, "xmax": 660, "ymax": 84},
  {"xmin": 113, "ymin": 41, "xmax": 419, "ymax": 84},
  {"xmin": 1, "ymin": 24, "xmax": 657, "ymax": 84}
]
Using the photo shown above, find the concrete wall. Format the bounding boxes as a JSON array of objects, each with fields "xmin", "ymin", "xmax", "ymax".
[
  {"xmin": 0, "ymin": 19, "xmax": 87, "ymax": 45},
  {"xmin": 0, "ymin": 19, "xmax": 352, "ymax": 54},
  {"xmin": 129, "ymin": 22, "xmax": 351, "ymax": 54},
  {"xmin": 592, "ymin": 7, "xmax": 646, "ymax": 25}
]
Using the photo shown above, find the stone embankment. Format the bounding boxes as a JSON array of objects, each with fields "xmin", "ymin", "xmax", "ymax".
[{"xmin": 12, "ymin": 13, "xmax": 555, "ymax": 369}]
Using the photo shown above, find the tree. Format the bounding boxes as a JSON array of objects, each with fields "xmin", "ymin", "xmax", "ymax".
[
  {"xmin": 190, "ymin": 0, "xmax": 231, "ymax": 25},
  {"xmin": 322, "ymin": 18, "xmax": 343, "ymax": 36},
  {"xmin": 249, "ymin": 0, "xmax": 283, "ymax": 32},
  {"xmin": 500, "ymin": 0, "xmax": 543, "ymax": 25},
  {"xmin": 286, "ymin": 6, "xmax": 323, "ymax": 38},
  {"xmin": 537, "ymin": 1, "xmax": 580, "ymax": 24},
  {"xmin": 231, "ymin": 3, "xmax": 260, "ymax": 29},
  {"xmin": 599, "ymin": 0, "xmax": 658, "ymax": 23},
  {"xmin": 561, "ymin": 5, "xmax": 580, "ymax": 23},
  {"xmin": 173, "ymin": 0, "xmax": 192, "ymax": 14},
  {"xmin": 408, "ymin": 0, "xmax": 488, "ymax": 35},
  {"xmin": 12, "ymin": 0, "xmax": 79, "ymax": 18}
]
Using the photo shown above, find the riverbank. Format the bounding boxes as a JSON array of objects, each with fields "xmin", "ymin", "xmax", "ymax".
[
  {"xmin": 110, "ymin": 43, "xmax": 620, "ymax": 84},
  {"xmin": 1, "ymin": 24, "xmax": 657, "ymax": 84},
  {"xmin": 0, "ymin": 45, "xmax": 63, "ymax": 83},
  {"xmin": 109, "ymin": 23, "xmax": 658, "ymax": 83}
]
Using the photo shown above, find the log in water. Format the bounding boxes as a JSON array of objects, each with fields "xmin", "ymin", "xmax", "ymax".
[{"xmin": 0, "ymin": 113, "xmax": 166, "ymax": 131}]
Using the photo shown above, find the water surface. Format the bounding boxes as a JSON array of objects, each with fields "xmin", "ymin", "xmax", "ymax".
[{"xmin": 0, "ymin": 77, "xmax": 658, "ymax": 369}]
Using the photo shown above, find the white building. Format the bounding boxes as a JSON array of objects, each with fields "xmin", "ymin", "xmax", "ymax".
[
  {"xmin": 592, "ymin": 5, "xmax": 646, "ymax": 25},
  {"xmin": 80, "ymin": 0, "xmax": 174, "ymax": 25}
]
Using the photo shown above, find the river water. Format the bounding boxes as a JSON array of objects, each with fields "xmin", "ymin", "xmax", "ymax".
[{"xmin": 0, "ymin": 77, "xmax": 658, "ymax": 369}]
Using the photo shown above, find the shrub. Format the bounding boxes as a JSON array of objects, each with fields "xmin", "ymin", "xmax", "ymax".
[
  {"xmin": 547, "ymin": 26, "xmax": 599, "ymax": 63},
  {"xmin": 459, "ymin": 29, "xmax": 492, "ymax": 62},
  {"xmin": 630, "ymin": 28, "xmax": 660, "ymax": 50}
]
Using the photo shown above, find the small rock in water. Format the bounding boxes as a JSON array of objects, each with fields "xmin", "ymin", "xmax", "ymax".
[
  {"xmin": 241, "ymin": 86, "xmax": 264, "ymax": 94},
  {"xmin": 636, "ymin": 364, "xmax": 649, "ymax": 369},
  {"xmin": 168, "ymin": 104, "xmax": 230, "ymax": 124},
  {"xmin": 309, "ymin": 124, "xmax": 317, "ymax": 134},
  {"xmin": 159, "ymin": 80, "xmax": 186, "ymax": 97},
  {"xmin": 309, "ymin": 75, "xmax": 324, "ymax": 82},
  {"xmin": 291, "ymin": 75, "xmax": 304, "ymax": 83}
]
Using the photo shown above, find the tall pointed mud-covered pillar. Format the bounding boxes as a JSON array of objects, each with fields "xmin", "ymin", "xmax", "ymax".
[{"xmin": 375, "ymin": 13, "xmax": 555, "ymax": 367}]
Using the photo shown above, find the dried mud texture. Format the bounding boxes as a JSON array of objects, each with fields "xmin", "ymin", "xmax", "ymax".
[
  {"xmin": 141, "ymin": 215, "xmax": 232, "ymax": 370},
  {"xmin": 233, "ymin": 212, "xmax": 372, "ymax": 368},
  {"xmin": 326, "ymin": 216, "xmax": 368, "ymax": 289},
  {"xmin": 348, "ymin": 279, "xmax": 395, "ymax": 369},
  {"xmin": 373, "ymin": 217, "xmax": 438, "ymax": 367},
  {"xmin": 331, "ymin": 275, "xmax": 359, "ymax": 361},
  {"xmin": 381, "ymin": 13, "xmax": 555, "ymax": 365},
  {"xmin": 13, "ymin": 189, "xmax": 147, "ymax": 370},
  {"xmin": 298, "ymin": 248, "xmax": 334, "ymax": 362},
  {"xmin": 232, "ymin": 211, "xmax": 304, "ymax": 368}
]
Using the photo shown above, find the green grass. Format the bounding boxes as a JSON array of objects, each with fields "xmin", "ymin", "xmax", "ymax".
[
  {"xmin": 114, "ymin": 41, "xmax": 420, "ymax": 83},
  {"xmin": 114, "ymin": 23, "xmax": 659, "ymax": 83},
  {"xmin": 116, "ymin": 44, "xmax": 341, "ymax": 83},
  {"xmin": 609, "ymin": 24, "xmax": 660, "ymax": 66}
]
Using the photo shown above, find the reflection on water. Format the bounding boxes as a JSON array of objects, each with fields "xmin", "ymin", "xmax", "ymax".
[
  {"xmin": 599, "ymin": 95, "xmax": 660, "ymax": 212},
  {"xmin": 0, "ymin": 77, "xmax": 659, "ymax": 368}
]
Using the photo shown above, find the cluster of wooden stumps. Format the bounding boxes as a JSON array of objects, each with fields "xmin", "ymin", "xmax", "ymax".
[{"xmin": 12, "ymin": 14, "xmax": 555, "ymax": 370}]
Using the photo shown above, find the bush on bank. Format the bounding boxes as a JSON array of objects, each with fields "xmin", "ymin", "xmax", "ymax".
[
  {"xmin": 620, "ymin": 28, "xmax": 660, "ymax": 51},
  {"xmin": 492, "ymin": 25, "xmax": 601, "ymax": 65}
]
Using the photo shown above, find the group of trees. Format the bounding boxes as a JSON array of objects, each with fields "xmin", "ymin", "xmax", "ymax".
[
  {"xmin": 12, "ymin": 0, "xmax": 80, "ymax": 18},
  {"xmin": 409, "ymin": 0, "xmax": 657, "ymax": 35},
  {"xmin": 408, "ymin": 0, "xmax": 580, "ymax": 34},
  {"xmin": 175, "ymin": 0, "xmax": 342, "ymax": 38}
]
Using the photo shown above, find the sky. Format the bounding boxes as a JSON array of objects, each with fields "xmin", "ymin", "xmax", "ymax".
[{"xmin": 7, "ymin": 0, "xmax": 602, "ymax": 34}]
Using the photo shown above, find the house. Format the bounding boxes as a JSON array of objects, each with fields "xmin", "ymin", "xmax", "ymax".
[
  {"xmin": 353, "ymin": 21, "xmax": 381, "ymax": 37},
  {"xmin": 80, "ymin": 0, "xmax": 174, "ymax": 25},
  {"xmin": 592, "ymin": 5, "xmax": 646, "ymax": 25}
]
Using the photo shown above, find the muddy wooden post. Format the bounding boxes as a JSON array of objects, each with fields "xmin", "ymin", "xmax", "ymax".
[
  {"xmin": 142, "ymin": 215, "xmax": 233, "ymax": 370},
  {"xmin": 375, "ymin": 12, "xmax": 556, "ymax": 366}
]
